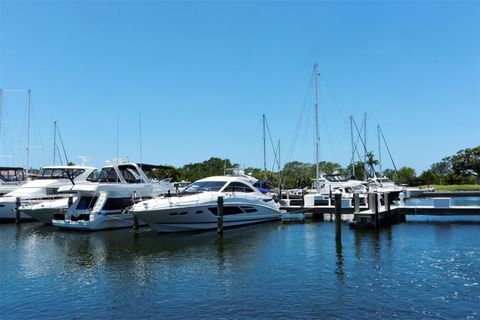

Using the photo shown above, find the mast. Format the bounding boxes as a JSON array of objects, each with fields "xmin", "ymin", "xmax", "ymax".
[
  {"xmin": 116, "ymin": 116, "xmax": 119, "ymax": 164},
  {"xmin": 363, "ymin": 112, "xmax": 367, "ymax": 181},
  {"xmin": 26, "ymin": 89, "xmax": 31, "ymax": 172},
  {"xmin": 378, "ymin": 124, "xmax": 382, "ymax": 178},
  {"xmin": 262, "ymin": 114, "xmax": 266, "ymax": 174},
  {"xmin": 350, "ymin": 115, "xmax": 355, "ymax": 177},
  {"xmin": 139, "ymin": 113, "xmax": 142, "ymax": 168},
  {"xmin": 314, "ymin": 64, "xmax": 320, "ymax": 184},
  {"xmin": 53, "ymin": 121, "xmax": 57, "ymax": 164}
]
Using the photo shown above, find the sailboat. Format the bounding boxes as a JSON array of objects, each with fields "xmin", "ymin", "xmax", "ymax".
[{"xmin": 303, "ymin": 65, "xmax": 366, "ymax": 207}]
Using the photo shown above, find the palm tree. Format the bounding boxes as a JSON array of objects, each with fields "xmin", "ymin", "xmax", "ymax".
[{"xmin": 366, "ymin": 151, "xmax": 379, "ymax": 178}]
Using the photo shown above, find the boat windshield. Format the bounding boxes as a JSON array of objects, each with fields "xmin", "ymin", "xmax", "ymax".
[
  {"xmin": 182, "ymin": 181, "xmax": 226, "ymax": 193},
  {"xmin": 324, "ymin": 174, "xmax": 348, "ymax": 182},
  {"xmin": 36, "ymin": 168, "xmax": 85, "ymax": 180},
  {"xmin": 96, "ymin": 167, "xmax": 120, "ymax": 183},
  {"xmin": 0, "ymin": 168, "xmax": 25, "ymax": 182}
]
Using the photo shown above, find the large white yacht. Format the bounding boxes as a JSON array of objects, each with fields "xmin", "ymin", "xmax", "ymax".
[
  {"xmin": 51, "ymin": 163, "xmax": 174, "ymax": 231},
  {"xmin": 0, "ymin": 167, "xmax": 28, "ymax": 196},
  {"xmin": 130, "ymin": 176, "xmax": 282, "ymax": 233},
  {"xmin": 0, "ymin": 165, "xmax": 97, "ymax": 222}
]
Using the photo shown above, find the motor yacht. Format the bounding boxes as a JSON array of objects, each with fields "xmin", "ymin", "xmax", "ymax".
[
  {"xmin": 51, "ymin": 163, "xmax": 174, "ymax": 231},
  {"xmin": 130, "ymin": 175, "xmax": 282, "ymax": 233},
  {"xmin": 0, "ymin": 165, "xmax": 97, "ymax": 222}
]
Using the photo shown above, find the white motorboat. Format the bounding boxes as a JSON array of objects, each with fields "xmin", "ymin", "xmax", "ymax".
[
  {"xmin": 0, "ymin": 165, "xmax": 97, "ymax": 222},
  {"xmin": 0, "ymin": 167, "xmax": 28, "ymax": 196},
  {"xmin": 130, "ymin": 176, "xmax": 282, "ymax": 233},
  {"xmin": 51, "ymin": 163, "xmax": 174, "ymax": 231},
  {"xmin": 367, "ymin": 176, "xmax": 405, "ymax": 200}
]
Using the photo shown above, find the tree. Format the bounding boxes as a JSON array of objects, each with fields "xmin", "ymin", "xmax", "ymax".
[
  {"xmin": 147, "ymin": 166, "xmax": 182, "ymax": 182},
  {"xmin": 418, "ymin": 170, "xmax": 439, "ymax": 185},
  {"xmin": 395, "ymin": 166, "xmax": 417, "ymax": 186},
  {"xmin": 281, "ymin": 161, "xmax": 314, "ymax": 189},
  {"xmin": 366, "ymin": 151, "xmax": 379, "ymax": 177},
  {"xmin": 449, "ymin": 146, "xmax": 480, "ymax": 180}
]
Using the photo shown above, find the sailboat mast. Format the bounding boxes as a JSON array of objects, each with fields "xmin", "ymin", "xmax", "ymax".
[
  {"xmin": 139, "ymin": 113, "xmax": 142, "ymax": 168},
  {"xmin": 262, "ymin": 114, "xmax": 266, "ymax": 173},
  {"xmin": 116, "ymin": 117, "xmax": 119, "ymax": 164},
  {"xmin": 26, "ymin": 89, "xmax": 31, "ymax": 172},
  {"xmin": 53, "ymin": 121, "xmax": 57, "ymax": 165},
  {"xmin": 378, "ymin": 124, "xmax": 382, "ymax": 177},
  {"xmin": 350, "ymin": 115, "xmax": 355, "ymax": 177},
  {"xmin": 314, "ymin": 64, "xmax": 320, "ymax": 182},
  {"xmin": 363, "ymin": 112, "xmax": 367, "ymax": 181}
]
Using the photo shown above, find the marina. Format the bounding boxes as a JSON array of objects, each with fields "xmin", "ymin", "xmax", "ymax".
[{"xmin": 1, "ymin": 201, "xmax": 479, "ymax": 319}]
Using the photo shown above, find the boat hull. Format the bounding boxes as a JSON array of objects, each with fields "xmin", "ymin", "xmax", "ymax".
[
  {"xmin": 53, "ymin": 213, "xmax": 146, "ymax": 231},
  {"xmin": 136, "ymin": 204, "xmax": 281, "ymax": 233},
  {"xmin": 0, "ymin": 198, "xmax": 34, "ymax": 222}
]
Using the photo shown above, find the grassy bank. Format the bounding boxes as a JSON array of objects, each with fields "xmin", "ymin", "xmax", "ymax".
[{"xmin": 423, "ymin": 184, "xmax": 480, "ymax": 191}]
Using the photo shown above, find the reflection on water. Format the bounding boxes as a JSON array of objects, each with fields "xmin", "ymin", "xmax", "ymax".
[{"xmin": 1, "ymin": 218, "xmax": 479, "ymax": 319}]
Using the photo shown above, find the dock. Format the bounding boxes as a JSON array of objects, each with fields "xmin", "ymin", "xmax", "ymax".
[{"xmin": 281, "ymin": 191, "xmax": 480, "ymax": 228}]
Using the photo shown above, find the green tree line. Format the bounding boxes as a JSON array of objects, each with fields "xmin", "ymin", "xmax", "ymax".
[{"xmin": 146, "ymin": 146, "xmax": 480, "ymax": 189}]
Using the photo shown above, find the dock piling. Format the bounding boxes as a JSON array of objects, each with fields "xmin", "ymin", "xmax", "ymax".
[
  {"xmin": 335, "ymin": 192, "xmax": 342, "ymax": 240},
  {"xmin": 217, "ymin": 196, "xmax": 224, "ymax": 235},
  {"xmin": 384, "ymin": 192, "xmax": 390, "ymax": 213},
  {"xmin": 353, "ymin": 193, "xmax": 360, "ymax": 213},
  {"xmin": 68, "ymin": 196, "xmax": 73, "ymax": 208},
  {"xmin": 15, "ymin": 197, "xmax": 21, "ymax": 224},
  {"xmin": 133, "ymin": 214, "xmax": 139, "ymax": 230}
]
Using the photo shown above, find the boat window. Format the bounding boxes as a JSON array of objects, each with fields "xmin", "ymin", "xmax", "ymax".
[
  {"xmin": 119, "ymin": 165, "xmax": 142, "ymax": 183},
  {"xmin": 222, "ymin": 182, "xmax": 255, "ymax": 193},
  {"xmin": 0, "ymin": 168, "xmax": 25, "ymax": 182},
  {"xmin": 36, "ymin": 168, "xmax": 85, "ymax": 180},
  {"xmin": 182, "ymin": 181, "xmax": 226, "ymax": 193},
  {"xmin": 208, "ymin": 206, "xmax": 244, "ymax": 215},
  {"xmin": 102, "ymin": 198, "xmax": 134, "ymax": 211},
  {"xmin": 97, "ymin": 167, "xmax": 120, "ymax": 183},
  {"xmin": 77, "ymin": 197, "xmax": 98, "ymax": 210},
  {"xmin": 240, "ymin": 206, "xmax": 258, "ymax": 213},
  {"xmin": 86, "ymin": 170, "xmax": 99, "ymax": 182}
]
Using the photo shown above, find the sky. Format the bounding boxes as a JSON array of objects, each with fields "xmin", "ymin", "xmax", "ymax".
[{"xmin": 0, "ymin": 0, "xmax": 479, "ymax": 175}]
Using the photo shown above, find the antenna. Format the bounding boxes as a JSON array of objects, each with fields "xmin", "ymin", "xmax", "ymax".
[{"xmin": 78, "ymin": 155, "xmax": 91, "ymax": 166}]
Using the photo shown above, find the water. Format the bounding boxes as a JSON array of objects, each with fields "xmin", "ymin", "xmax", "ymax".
[{"xmin": 1, "ymin": 200, "xmax": 479, "ymax": 319}]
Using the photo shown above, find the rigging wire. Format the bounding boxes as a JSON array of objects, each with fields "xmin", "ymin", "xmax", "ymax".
[
  {"xmin": 379, "ymin": 126, "xmax": 399, "ymax": 175},
  {"xmin": 281, "ymin": 69, "xmax": 315, "ymax": 186},
  {"xmin": 56, "ymin": 123, "xmax": 69, "ymax": 165}
]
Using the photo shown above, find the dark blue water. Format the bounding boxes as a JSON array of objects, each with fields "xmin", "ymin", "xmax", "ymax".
[{"xmin": 1, "ymin": 199, "xmax": 479, "ymax": 319}]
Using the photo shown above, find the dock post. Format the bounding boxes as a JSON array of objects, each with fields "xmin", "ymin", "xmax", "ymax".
[
  {"xmin": 68, "ymin": 196, "xmax": 73, "ymax": 208},
  {"xmin": 133, "ymin": 215, "xmax": 139, "ymax": 230},
  {"xmin": 217, "ymin": 196, "xmax": 224, "ymax": 235},
  {"xmin": 353, "ymin": 193, "xmax": 360, "ymax": 213},
  {"xmin": 335, "ymin": 192, "xmax": 342, "ymax": 240},
  {"xmin": 15, "ymin": 197, "xmax": 21, "ymax": 224},
  {"xmin": 301, "ymin": 189, "xmax": 305, "ymax": 207},
  {"xmin": 374, "ymin": 193, "xmax": 379, "ymax": 228},
  {"xmin": 384, "ymin": 192, "xmax": 390, "ymax": 213}
]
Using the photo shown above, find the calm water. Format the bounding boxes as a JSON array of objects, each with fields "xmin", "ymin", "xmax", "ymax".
[{"xmin": 1, "ymin": 199, "xmax": 479, "ymax": 319}]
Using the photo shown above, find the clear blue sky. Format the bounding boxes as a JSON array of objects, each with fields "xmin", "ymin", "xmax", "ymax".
[{"xmin": 1, "ymin": 0, "xmax": 479, "ymax": 175}]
